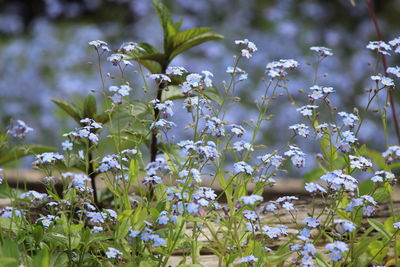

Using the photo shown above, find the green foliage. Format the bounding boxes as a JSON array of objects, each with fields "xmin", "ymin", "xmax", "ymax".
[
  {"xmin": 51, "ymin": 95, "xmax": 111, "ymax": 125},
  {"xmin": 124, "ymin": 0, "xmax": 223, "ymax": 74},
  {"xmin": 0, "ymin": 144, "xmax": 56, "ymax": 166}
]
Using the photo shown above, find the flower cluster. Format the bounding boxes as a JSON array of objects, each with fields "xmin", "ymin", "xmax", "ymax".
[
  {"xmin": 266, "ymin": 59, "xmax": 298, "ymax": 78},
  {"xmin": 7, "ymin": 120, "xmax": 33, "ymax": 139},
  {"xmin": 235, "ymin": 39, "xmax": 258, "ymax": 58},
  {"xmin": 109, "ymin": 84, "xmax": 132, "ymax": 104}
]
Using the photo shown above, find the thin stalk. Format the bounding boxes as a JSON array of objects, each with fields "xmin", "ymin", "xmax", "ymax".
[
  {"xmin": 150, "ymin": 65, "xmax": 168, "ymax": 162},
  {"xmin": 364, "ymin": 0, "xmax": 400, "ymax": 145}
]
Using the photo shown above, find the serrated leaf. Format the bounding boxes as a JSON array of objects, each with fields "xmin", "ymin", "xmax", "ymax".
[
  {"xmin": 51, "ymin": 98, "xmax": 81, "ymax": 123},
  {"xmin": 0, "ymin": 144, "xmax": 56, "ymax": 165},
  {"xmin": 169, "ymin": 32, "xmax": 224, "ymax": 60}
]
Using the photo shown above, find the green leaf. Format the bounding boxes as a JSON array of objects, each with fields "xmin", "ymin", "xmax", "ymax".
[
  {"xmin": 304, "ymin": 168, "xmax": 325, "ymax": 183},
  {"xmin": 314, "ymin": 253, "xmax": 330, "ymax": 267},
  {"xmin": 367, "ymin": 240, "xmax": 388, "ymax": 263},
  {"xmin": 354, "ymin": 234, "xmax": 381, "ymax": 258},
  {"xmin": 139, "ymin": 261, "xmax": 157, "ymax": 267},
  {"xmin": 0, "ymin": 218, "xmax": 19, "ymax": 233},
  {"xmin": 33, "ymin": 225, "xmax": 44, "ymax": 244},
  {"xmin": 32, "ymin": 248, "xmax": 50, "ymax": 267},
  {"xmin": 49, "ymin": 253, "xmax": 69, "ymax": 266},
  {"xmin": 162, "ymin": 86, "xmax": 185, "ymax": 101},
  {"xmin": 83, "ymin": 94, "xmax": 97, "ymax": 119},
  {"xmin": 358, "ymin": 179, "xmax": 374, "ymax": 195},
  {"xmin": 266, "ymin": 251, "xmax": 293, "ymax": 264},
  {"xmin": 152, "ymin": 0, "xmax": 173, "ymax": 40},
  {"xmin": 129, "ymin": 159, "xmax": 140, "ymax": 184},
  {"xmin": 0, "ymin": 238, "xmax": 19, "ymax": 259},
  {"xmin": 169, "ymin": 32, "xmax": 224, "ymax": 60},
  {"xmin": 365, "ymin": 148, "xmax": 387, "ymax": 170},
  {"xmin": 368, "ymin": 219, "xmax": 392, "ymax": 240},
  {"xmin": 88, "ymin": 234, "xmax": 111, "ymax": 245},
  {"xmin": 372, "ymin": 183, "xmax": 391, "ymax": 202},
  {"xmin": 0, "ymin": 144, "xmax": 56, "ymax": 165},
  {"xmin": 125, "ymin": 43, "xmax": 163, "ymax": 74},
  {"xmin": 172, "ymin": 27, "xmax": 212, "ymax": 48},
  {"xmin": 51, "ymin": 98, "xmax": 82, "ymax": 123},
  {"xmin": 96, "ymin": 110, "xmax": 112, "ymax": 124},
  {"xmin": 130, "ymin": 100, "xmax": 150, "ymax": 117},
  {"xmin": 177, "ymin": 265, "xmax": 202, "ymax": 267},
  {"xmin": 154, "ymin": 183, "xmax": 166, "ymax": 201},
  {"xmin": 203, "ymin": 85, "xmax": 223, "ymax": 105},
  {"xmin": 384, "ymin": 216, "xmax": 396, "ymax": 234},
  {"xmin": 44, "ymin": 233, "xmax": 68, "ymax": 246},
  {"xmin": 218, "ymin": 170, "xmax": 233, "ymax": 209},
  {"xmin": 116, "ymin": 216, "xmax": 131, "ymax": 239}
]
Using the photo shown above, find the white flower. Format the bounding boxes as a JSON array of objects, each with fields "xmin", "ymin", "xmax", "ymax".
[
  {"xmin": 387, "ymin": 66, "xmax": 400, "ymax": 78},
  {"xmin": 88, "ymin": 40, "xmax": 110, "ymax": 51},
  {"xmin": 150, "ymin": 74, "xmax": 171, "ymax": 83},
  {"xmin": 381, "ymin": 77, "xmax": 394, "ymax": 86},
  {"xmin": 366, "ymin": 41, "xmax": 391, "ymax": 55},
  {"xmin": 310, "ymin": 46, "xmax": 333, "ymax": 57},
  {"xmin": 296, "ymin": 105, "xmax": 318, "ymax": 116}
]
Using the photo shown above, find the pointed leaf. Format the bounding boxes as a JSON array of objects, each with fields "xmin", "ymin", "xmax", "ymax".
[
  {"xmin": 51, "ymin": 98, "xmax": 82, "ymax": 123},
  {"xmin": 162, "ymin": 86, "xmax": 185, "ymax": 101},
  {"xmin": 32, "ymin": 248, "xmax": 50, "ymax": 267},
  {"xmin": 152, "ymin": 0, "xmax": 173, "ymax": 40},
  {"xmin": 0, "ymin": 144, "xmax": 56, "ymax": 165},
  {"xmin": 129, "ymin": 100, "xmax": 150, "ymax": 117},
  {"xmin": 96, "ymin": 110, "xmax": 112, "ymax": 124},
  {"xmin": 83, "ymin": 94, "xmax": 97, "ymax": 119},
  {"xmin": 202, "ymin": 85, "xmax": 223, "ymax": 105},
  {"xmin": 368, "ymin": 219, "xmax": 391, "ymax": 240},
  {"xmin": 172, "ymin": 27, "xmax": 212, "ymax": 48},
  {"xmin": 125, "ymin": 43, "xmax": 163, "ymax": 73},
  {"xmin": 169, "ymin": 32, "xmax": 224, "ymax": 60}
]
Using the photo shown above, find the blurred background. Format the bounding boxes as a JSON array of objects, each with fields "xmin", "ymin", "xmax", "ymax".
[{"xmin": 1, "ymin": 0, "xmax": 400, "ymax": 170}]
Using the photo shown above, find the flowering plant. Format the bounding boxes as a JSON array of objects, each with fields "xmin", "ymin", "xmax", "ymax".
[{"xmin": 1, "ymin": 1, "xmax": 400, "ymax": 267}]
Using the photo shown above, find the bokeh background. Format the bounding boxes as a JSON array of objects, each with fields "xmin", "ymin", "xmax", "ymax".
[{"xmin": 1, "ymin": 0, "xmax": 400, "ymax": 170}]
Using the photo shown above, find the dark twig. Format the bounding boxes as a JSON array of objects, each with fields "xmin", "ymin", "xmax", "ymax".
[
  {"xmin": 364, "ymin": 0, "xmax": 400, "ymax": 144},
  {"xmin": 88, "ymin": 150, "xmax": 99, "ymax": 207}
]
